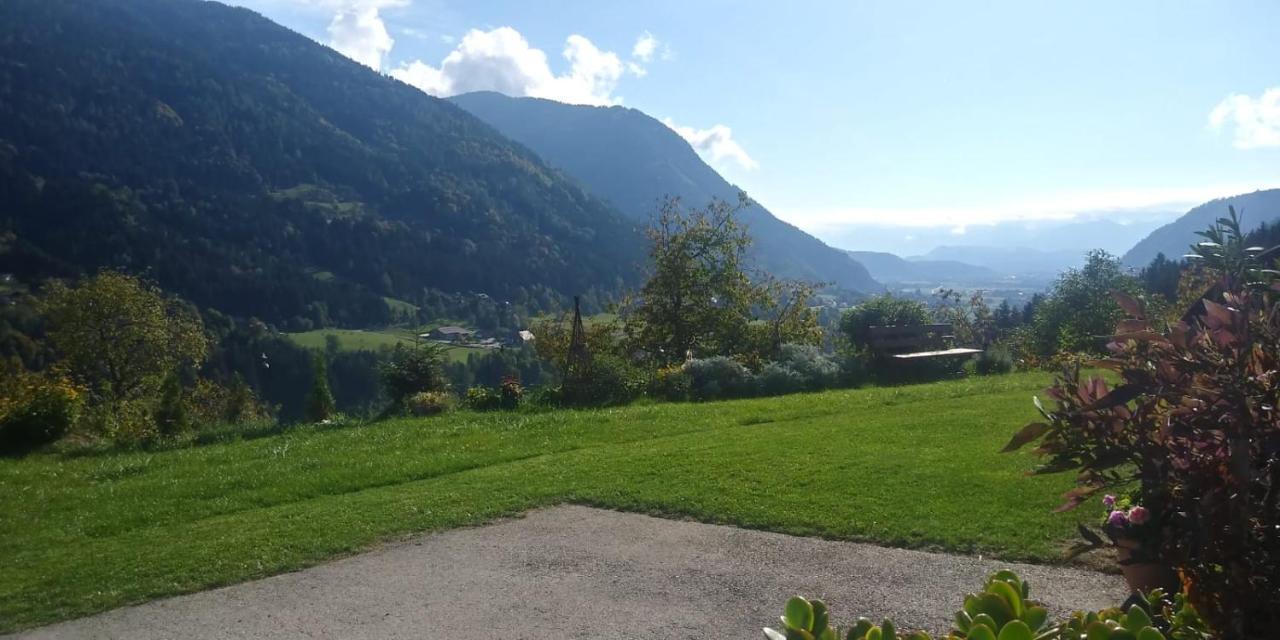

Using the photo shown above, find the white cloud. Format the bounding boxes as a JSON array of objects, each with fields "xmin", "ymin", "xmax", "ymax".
[
  {"xmin": 1210, "ymin": 87, "xmax": 1280, "ymax": 149},
  {"xmin": 326, "ymin": 0, "xmax": 406, "ymax": 70},
  {"xmin": 390, "ymin": 27, "xmax": 638, "ymax": 106},
  {"xmin": 661, "ymin": 118, "xmax": 759, "ymax": 171}
]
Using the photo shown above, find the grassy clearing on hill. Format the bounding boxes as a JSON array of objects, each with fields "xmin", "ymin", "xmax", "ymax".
[
  {"xmin": 0, "ymin": 372, "xmax": 1082, "ymax": 632},
  {"xmin": 284, "ymin": 328, "xmax": 482, "ymax": 362}
]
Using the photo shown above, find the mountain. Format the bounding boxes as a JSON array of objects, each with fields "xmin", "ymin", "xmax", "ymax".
[
  {"xmin": 912, "ymin": 246, "xmax": 1087, "ymax": 280},
  {"xmin": 846, "ymin": 251, "xmax": 999, "ymax": 285},
  {"xmin": 1123, "ymin": 189, "xmax": 1280, "ymax": 267},
  {"xmin": 826, "ymin": 215, "xmax": 1177, "ymax": 257},
  {"xmin": 449, "ymin": 92, "xmax": 881, "ymax": 293},
  {"xmin": 0, "ymin": 0, "xmax": 645, "ymax": 328}
]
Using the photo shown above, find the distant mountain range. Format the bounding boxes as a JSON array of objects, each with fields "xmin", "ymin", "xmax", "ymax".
[
  {"xmin": 846, "ymin": 251, "xmax": 999, "ymax": 286},
  {"xmin": 1123, "ymin": 189, "xmax": 1280, "ymax": 267},
  {"xmin": 450, "ymin": 92, "xmax": 881, "ymax": 293},
  {"xmin": 0, "ymin": 0, "xmax": 646, "ymax": 327}
]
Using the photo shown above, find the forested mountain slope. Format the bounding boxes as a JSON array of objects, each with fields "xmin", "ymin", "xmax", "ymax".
[
  {"xmin": 450, "ymin": 92, "xmax": 881, "ymax": 293},
  {"xmin": 1123, "ymin": 189, "xmax": 1280, "ymax": 267},
  {"xmin": 0, "ymin": 0, "xmax": 644, "ymax": 328}
]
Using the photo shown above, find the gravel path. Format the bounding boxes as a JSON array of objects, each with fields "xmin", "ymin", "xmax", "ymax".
[{"xmin": 10, "ymin": 505, "xmax": 1126, "ymax": 639}]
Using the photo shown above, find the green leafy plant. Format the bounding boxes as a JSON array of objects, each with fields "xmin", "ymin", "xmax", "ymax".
[
  {"xmin": 764, "ymin": 571, "xmax": 1209, "ymax": 640},
  {"xmin": 499, "ymin": 375, "xmax": 522, "ymax": 410},
  {"xmin": 405, "ymin": 390, "xmax": 454, "ymax": 416},
  {"xmin": 464, "ymin": 386, "xmax": 503, "ymax": 412},
  {"xmin": 304, "ymin": 354, "xmax": 336, "ymax": 423}
]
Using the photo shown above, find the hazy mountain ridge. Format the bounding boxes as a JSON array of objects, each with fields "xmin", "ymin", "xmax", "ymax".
[
  {"xmin": 1123, "ymin": 189, "xmax": 1280, "ymax": 267},
  {"xmin": 846, "ymin": 251, "xmax": 999, "ymax": 285},
  {"xmin": 449, "ymin": 91, "xmax": 881, "ymax": 293},
  {"xmin": 0, "ymin": 0, "xmax": 645, "ymax": 326}
]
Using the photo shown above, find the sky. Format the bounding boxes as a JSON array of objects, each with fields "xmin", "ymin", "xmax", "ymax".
[{"xmin": 225, "ymin": 0, "xmax": 1280, "ymax": 249}]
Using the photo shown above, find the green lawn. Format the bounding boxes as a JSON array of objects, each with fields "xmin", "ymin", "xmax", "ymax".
[
  {"xmin": 284, "ymin": 328, "xmax": 484, "ymax": 363},
  {"xmin": 0, "ymin": 372, "xmax": 1081, "ymax": 633}
]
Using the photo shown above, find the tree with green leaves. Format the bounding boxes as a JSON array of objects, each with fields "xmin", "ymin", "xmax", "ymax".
[
  {"xmin": 1029, "ymin": 250, "xmax": 1143, "ymax": 356},
  {"xmin": 40, "ymin": 272, "xmax": 208, "ymax": 411},
  {"xmin": 839, "ymin": 294, "xmax": 931, "ymax": 352},
  {"xmin": 625, "ymin": 194, "xmax": 765, "ymax": 365}
]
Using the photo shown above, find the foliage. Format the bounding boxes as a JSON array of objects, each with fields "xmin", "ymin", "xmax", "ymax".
[
  {"xmin": 624, "ymin": 195, "xmax": 763, "ymax": 365},
  {"xmin": 1027, "ymin": 251, "xmax": 1143, "ymax": 357},
  {"xmin": 757, "ymin": 344, "xmax": 842, "ymax": 395},
  {"xmin": 304, "ymin": 355, "xmax": 336, "ymax": 423},
  {"xmin": 153, "ymin": 373, "xmax": 190, "ymax": 437},
  {"xmin": 379, "ymin": 343, "xmax": 448, "ymax": 408},
  {"xmin": 499, "ymin": 376, "xmax": 523, "ymax": 410},
  {"xmin": 840, "ymin": 295, "xmax": 931, "ymax": 352},
  {"xmin": 649, "ymin": 364, "xmax": 692, "ymax": 401},
  {"xmin": 687, "ymin": 356, "xmax": 758, "ymax": 400},
  {"xmin": 405, "ymin": 391, "xmax": 455, "ymax": 417},
  {"xmin": 1006, "ymin": 212, "xmax": 1280, "ymax": 637},
  {"xmin": 40, "ymin": 272, "xmax": 209, "ymax": 427},
  {"xmin": 1139, "ymin": 253, "xmax": 1183, "ymax": 302},
  {"xmin": 560, "ymin": 354, "xmax": 645, "ymax": 407},
  {"xmin": 765, "ymin": 571, "xmax": 1209, "ymax": 640},
  {"xmin": 187, "ymin": 376, "xmax": 271, "ymax": 426},
  {"xmin": 934, "ymin": 289, "xmax": 998, "ymax": 348},
  {"xmin": 464, "ymin": 387, "xmax": 503, "ymax": 412},
  {"xmin": 0, "ymin": 363, "xmax": 81, "ymax": 455},
  {"xmin": 971, "ymin": 344, "xmax": 1013, "ymax": 376}
]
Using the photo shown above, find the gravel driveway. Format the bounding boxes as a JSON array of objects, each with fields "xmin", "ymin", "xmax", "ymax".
[{"xmin": 10, "ymin": 505, "xmax": 1126, "ymax": 639}]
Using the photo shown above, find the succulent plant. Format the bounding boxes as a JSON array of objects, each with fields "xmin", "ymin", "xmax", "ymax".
[{"xmin": 950, "ymin": 570, "xmax": 1049, "ymax": 639}]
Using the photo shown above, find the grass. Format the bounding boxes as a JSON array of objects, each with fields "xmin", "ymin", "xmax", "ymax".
[
  {"xmin": 284, "ymin": 328, "xmax": 484, "ymax": 363},
  {"xmin": 0, "ymin": 372, "xmax": 1083, "ymax": 633}
]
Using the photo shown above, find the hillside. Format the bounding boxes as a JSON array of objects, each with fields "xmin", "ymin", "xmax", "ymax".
[
  {"xmin": 449, "ymin": 92, "xmax": 881, "ymax": 293},
  {"xmin": 1123, "ymin": 189, "xmax": 1280, "ymax": 267},
  {"xmin": 912, "ymin": 245, "xmax": 1087, "ymax": 279},
  {"xmin": 846, "ymin": 251, "xmax": 998, "ymax": 285},
  {"xmin": 0, "ymin": 0, "xmax": 644, "ymax": 328}
]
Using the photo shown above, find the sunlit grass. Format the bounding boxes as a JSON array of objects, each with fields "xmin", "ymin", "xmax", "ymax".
[{"xmin": 0, "ymin": 371, "xmax": 1078, "ymax": 632}]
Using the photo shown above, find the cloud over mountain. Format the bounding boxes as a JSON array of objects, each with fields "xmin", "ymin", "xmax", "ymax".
[{"xmin": 1210, "ymin": 87, "xmax": 1280, "ymax": 149}]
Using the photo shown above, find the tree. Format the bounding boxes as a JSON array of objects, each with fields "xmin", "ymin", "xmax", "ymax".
[
  {"xmin": 379, "ymin": 342, "xmax": 447, "ymax": 407},
  {"xmin": 1028, "ymin": 250, "xmax": 1142, "ymax": 356},
  {"xmin": 839, "ymin": 295, "xmax": 931, "ymax": 352},
  {"xmin": 40, "ymin": 272, "xmax": 208, "ymax": 409},
  {"xmin": 624, "ymin": 194, "xmax": 763, "ymax": 365},
  {"xmin": 304, "ymin": 354, "xmax": 336, "ymax": 422}
]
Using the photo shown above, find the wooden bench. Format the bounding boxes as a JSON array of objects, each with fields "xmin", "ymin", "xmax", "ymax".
[{"xmin": 866, "ymin": 323, "xmax": 983, "ymax": 360}]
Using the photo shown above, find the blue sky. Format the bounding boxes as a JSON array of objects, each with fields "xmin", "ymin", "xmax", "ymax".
[{"xmin": 227, "ymin": 0, "xmax": 1280, "ymax": 247}]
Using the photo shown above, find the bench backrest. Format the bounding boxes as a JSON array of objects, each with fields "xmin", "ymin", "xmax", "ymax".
[{"xmin": 866, "ymin": 323, "xmax": 953, "ymax": 355}]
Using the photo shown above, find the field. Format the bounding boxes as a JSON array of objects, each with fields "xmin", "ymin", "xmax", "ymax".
[
  {"xmin": 284, "ymin": 328, "xmax": 485, "ymax": 363},
  {"xmin": 0, "ymin": 372, "xmax": 1083, "ymax": 633}
]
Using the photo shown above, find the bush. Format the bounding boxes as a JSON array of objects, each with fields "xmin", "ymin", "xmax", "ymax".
[
  {"xmin": 766, "ymin": 570, "xmax": 1209, "ymax": 640},
  {"xmin": 1005, "ymin": 213, "xmax": 1280, "ymax": 637},
  {"xmin": 839, "ymin": 295, "xmax": 930, "ymax": 351},
  {"xmin": 499, "ymin": 376, "xmax": 522, "ymax": 410},
  {"xmin": 562, "ymin": 354, "xmax": 644, "ymax": 407},
  {"xmin": 757, "ymin": 362, "xmax": 805, "ymax": 396},
  {"xmin": 304, "ymin": 354, "xmax": 336, "ymax": 423},
  {"xmin": 379, "ymin": 343, "xmax": 447, "ymax": 405},
  {"xmin": 772, "ymin": 344, "xmax": 841, "ymax": 390},
  {"xmin": 0, "ymin": 367, "xmax": 82, "ymax": 455},
  {"xmin": 971, "ymin": 343, "xmax": 1013, "ymax": 375},
  {"xmin": 649, "ymin": 364, "xmax": 692, "ymax": 401},
  {"xmin": 405, "ymin": 390, "xmax": 455, "ymax": 416},
  {"xmin": 687, "ymin": 356, "xmax": 756, "ymax": 400},
  {"xmin": 464, "ymin": 386, "xmax": 503, "ymax": 411}
]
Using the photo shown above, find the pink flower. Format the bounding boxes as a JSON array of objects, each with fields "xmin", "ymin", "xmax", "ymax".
[
  {"xmin": 1107, "ymin": 510, "xmax": 1129, "ymax": 527},
  {"xmin": 1128, "ymin": 506, "xmax": 1150, "ymax": 525},
  {"xmin": 1102, "ymin": 494, "xmax": 1116, "ymax": 509}
]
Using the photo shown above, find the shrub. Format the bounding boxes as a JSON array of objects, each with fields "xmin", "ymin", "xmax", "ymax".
[
  {"xmin": 561, "ymin": 354, "xmax": 644, "ymax": 407},
  {"xmin": 379, "ymin": 343, "xmax": 447, "ymax": 405},
  {"xmin": 971, "ymin": 343, "xmax": 1013, "ymax": 375},
  {"xmin": 153, "ymin": 372, "xmax": 190, "ymax": 437},
  {"xmin": 0, "ymin": 367, "xmax": 82, "ymax": 455},
  {"xmin": 772, "ymin": 344, "xmax": 841, "ymax": 390},
  {"xmin": 1005, "ymin": 213, "xmax": 1280, "ymax": 637},
  {"xmin": 464, "ymin": 386, "xmax": 503, "ymax": 411},
  {"xmin": 499, "ymin": 376, "xmax": 522, "ymax": 410},
  {"xmin": 405, "ymin": 390, "xmax": 455, "ymax": 416},
  {"xmin": 649, "ymin": 364, "xmax": 692, "ymax": 401},
  {"xmin": 687, "ymin": 356, "xmax": 756, "ymax": 400},
  {"xmin": 304, "ymin": 354, "xmax": 336, "ymax": 423},
  {"xmin": 839, "ymin": 295, "xmax": 930, "ymax": 351},
  {"xmin": 188, "ymin": 375, "xmax": 272, "ymax": 426},
  {"xmin": 765, "ymin": 570, "xmax": 1209, "ymax": 640}
]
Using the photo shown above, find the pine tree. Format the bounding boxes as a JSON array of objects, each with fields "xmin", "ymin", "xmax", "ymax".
[{"xmin": 304, "ymin": 354, "xmax": 336, "ymax": 422}]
